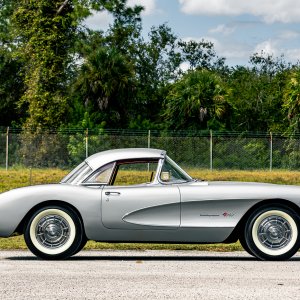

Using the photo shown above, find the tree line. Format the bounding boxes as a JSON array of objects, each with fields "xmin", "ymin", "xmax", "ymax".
[{"xmin": 1, "ymin": 0, "xmax": 300, "ymax": 134}]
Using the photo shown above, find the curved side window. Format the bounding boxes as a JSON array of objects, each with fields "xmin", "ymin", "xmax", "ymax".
[
  {"xmin": 84, "ymin": 162, "xmax": 115, "ymax": 184},
  {"xmin": 112, "ymin": 160, "xmax": 158, "ymax": 186}
]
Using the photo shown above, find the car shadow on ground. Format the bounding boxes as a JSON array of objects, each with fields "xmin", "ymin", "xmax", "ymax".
[{"xmin": 6, "ymin": 254, "xmax": 300, "ymax": 261}]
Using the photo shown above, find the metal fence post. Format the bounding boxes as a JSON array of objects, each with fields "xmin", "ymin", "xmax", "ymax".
[
  {"xmin": 270, "ymin": 132, "xmax": 273, "ymax": 171},
  {"xmin": 148, "ymin": 130, "xmax": 151, "ymax": 148},
  {"xmin": 5, "ymin": 126, "xmax": 9, "ymax": 170},
  {"xmin": 85, "ymin": 128, "xmax": 89, "ymax": 158},
  {"xmin": 210, "ymin": 130, "xmax": 213, "ymax": 171},
  {"xmin": 147, "ymin": 130, "xmax": 151, "ymax": 171},
  {"xmin": 29, "ymin": 167, "xmax": 32, "ymax": 185}
]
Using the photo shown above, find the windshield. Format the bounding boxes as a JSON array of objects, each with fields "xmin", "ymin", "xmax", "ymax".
[
  {"xmin": 160, "ymin": 156, "xmax": 193, "ymax": 183},
  {"xmin": 61, "ymin": 162, "xmax": 92, "ymax": 184}
]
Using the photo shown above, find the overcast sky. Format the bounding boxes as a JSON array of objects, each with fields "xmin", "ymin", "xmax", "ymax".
[{"xmin": 85, "ymin": 0, "xmax": 300, "ymax": 66}]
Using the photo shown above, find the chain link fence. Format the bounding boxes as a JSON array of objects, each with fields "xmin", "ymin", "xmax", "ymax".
[{"xmin": 1, "ymin": 127, "xmax": 300, "ymax": 170}]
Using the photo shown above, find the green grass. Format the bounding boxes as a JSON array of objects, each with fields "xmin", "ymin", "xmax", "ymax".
[
  {"xmin": 0, "ymin": 236, "xmax": 243, "ymax": 251},
  {"xmin": 1, "ymin": 168, "xmax": 300, "ymax": 251},
  {"xmin": 0, "ymin": 168, "xmax": 67, "ymax": 193},
  {"xmin": 189, "ymin": 169, "xmax": 300, "ymax": 185}
]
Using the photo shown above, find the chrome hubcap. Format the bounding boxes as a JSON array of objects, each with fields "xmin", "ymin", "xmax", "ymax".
[
  {"xmin": 36, "ymin": 215, "xmax": 70, "ymax": 248},
  {"xmin": 257, "ymin": 215, "xmax": 292, "ymax": 249}
]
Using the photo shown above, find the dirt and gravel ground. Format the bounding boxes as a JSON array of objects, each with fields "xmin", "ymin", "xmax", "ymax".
[{"xmin": 1, "ymin": 250, "xmax": 300, "ymax": 299}]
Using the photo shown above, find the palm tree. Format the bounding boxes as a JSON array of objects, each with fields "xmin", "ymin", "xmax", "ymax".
[
  {"xmin": 74, "ymin": 46, "xmax": 135, "ymax": 125},
  {"xmin": 163, "ymin": 69, "xmax": 229, "ymax": 130}
]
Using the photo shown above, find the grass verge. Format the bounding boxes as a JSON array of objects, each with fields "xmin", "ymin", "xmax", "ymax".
[{"xmin": 0, "ymin": 236, "xmax": 243, "ymax": 252}]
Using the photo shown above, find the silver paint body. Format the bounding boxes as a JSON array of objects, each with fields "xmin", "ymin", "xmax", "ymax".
[{"xmin": 1, "ymin": 148, "xmax": 300, "ymax": 243}]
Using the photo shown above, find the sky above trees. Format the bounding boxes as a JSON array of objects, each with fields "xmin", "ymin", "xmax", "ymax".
[{"xmin": 86, "ymin": 0, "xmax": 300, "ymax": 66}]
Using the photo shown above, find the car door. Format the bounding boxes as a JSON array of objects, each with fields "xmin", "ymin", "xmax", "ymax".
[{"xmin": 101, "ymin": 185, "xmax": 180, "ymax": 230}]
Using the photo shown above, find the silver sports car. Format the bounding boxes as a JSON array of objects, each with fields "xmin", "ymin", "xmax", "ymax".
[{"xmin": 1, "ymin": 148, "xmax": 300, "ymax": 260}]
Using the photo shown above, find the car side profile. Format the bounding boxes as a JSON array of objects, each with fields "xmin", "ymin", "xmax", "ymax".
[{"xmin": 0, "ymin": 148, "xmax": 300, "ymax": 260}]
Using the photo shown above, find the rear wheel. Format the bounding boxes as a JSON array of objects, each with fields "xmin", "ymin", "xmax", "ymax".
[
  {"xmin": 244, "ymin": 205, "xmax": 300, "ymax": 261},
  {"xmin": 24, "ymin": 206, "xmax": 84, "ymax": 260},
  {"xmin": 239, "ymin": 235, "xmax": 254, "ymax": 257}
]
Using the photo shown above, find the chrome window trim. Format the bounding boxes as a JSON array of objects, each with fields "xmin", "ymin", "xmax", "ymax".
[
  {"xmin": 157, "ymin": 156, "xmax": 193, "ymax": 185},
  {"xmin": 83, "ymin": 162, "xmax": 116, "ymax": 185},
  {"xmin": 111, "ymin": 159, "xmax": 161, "ymax": 186},
  {"xmin": 61, "ymin": 162, "xmax": 93, "ymax": 185}
]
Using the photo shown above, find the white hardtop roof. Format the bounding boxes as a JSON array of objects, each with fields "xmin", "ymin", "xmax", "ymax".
[{"xmin": 85, "ymin": 148, "xmax": 166, "ymax": 170}]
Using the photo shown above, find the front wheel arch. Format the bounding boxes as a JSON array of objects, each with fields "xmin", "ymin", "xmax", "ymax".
[
  {"xmin": 243, "ymin": 205, "xmax": 300, "ymax": 260},
  {"xmin": 235, "ymin": 199, "xmax": 300, "ymax": 241},
  {"xmin": 223, "ymin": 199, "xmax": 300, "ymax": 247}
]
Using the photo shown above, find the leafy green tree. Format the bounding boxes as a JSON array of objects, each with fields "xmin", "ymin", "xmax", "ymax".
[
  {"xmin": 163, "ymin": 69, "xmax": 230, "ymax": 130},
  {"xmin": 132, "ymin": 24, "xmax": 181, "ymax": 125},
  {"xmin": 73, "ymin": 45, "xmax": 135, "ymax": 127},
  {"xmin": 178, "ymin": 39, "xmax": 226, "ymax": 72},
  {"xmin": 9, "ymin": 0, "xmax": 113, "ymax": 129},
  {"xmin": 0, "ymin": 0, "xmax": 15, "ymax": 45},
  {"xmin": 71, "ymin": 6, "xmax": 181, "ymax": 129},
  {"xmin": 103, "ymin": 0, "xmax": 143, "ymax": 55},
  {"xmin": 227, "ymin": 53, "xmax": 291, "ymax": 132},
  {"xmin": 69, "ymin": 0, "xmax": 143, "ymax": 128},
  {"xmin": 0, "ymin": 49, "xmax": 24, "ymax": 125},
  {"xmin": 11, "ymin": 0, "xmax": 78, "ymax": 128},
  {"xmin": 0, "ymin": 1, "xmax": 24, "ymax": 125},
  {"xmin": 283, "ymin": 68, "xmax": 300, "ymax": 133}
]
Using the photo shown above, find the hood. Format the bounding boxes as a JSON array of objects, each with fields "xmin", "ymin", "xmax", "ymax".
[
  {"xmin": 209, "ymin": 181, "xmax": 276, "ymax": 186},
  {"xmin": 188, "ymin": 180, "xmax": 277, "ymax": 187}
]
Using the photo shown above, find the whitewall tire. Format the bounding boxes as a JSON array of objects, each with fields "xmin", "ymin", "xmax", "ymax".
[
  {"xmin": 24, "ymin": 206, "xmax": 84, "ymax": 260},
  {"xmin": 244, "ymin": 205, "xmax": 300, "ymax": 260}
]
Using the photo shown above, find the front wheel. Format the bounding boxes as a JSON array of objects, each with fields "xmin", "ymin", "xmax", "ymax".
[
  {"xmin": 24, "ymin": 206, "xmax": 84, "ymax": 260},
  {"xmin": 244, "ymin": 205, "xmax": 300, "ymax": 260}
]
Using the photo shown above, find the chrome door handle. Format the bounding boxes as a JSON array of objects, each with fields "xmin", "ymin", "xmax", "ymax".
[{"xmin": 105, "ymin": 191, "xmax": 121, "ymax": 196}]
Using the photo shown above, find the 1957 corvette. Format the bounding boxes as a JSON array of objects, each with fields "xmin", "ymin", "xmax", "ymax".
[{"xmin": 1, "ymin": 148, "xmax": 300, "ymax": 260}]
